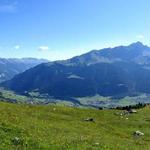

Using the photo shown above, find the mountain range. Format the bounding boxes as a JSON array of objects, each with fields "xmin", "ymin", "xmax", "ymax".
[
  {"xmin": 2, "ymin": 42, "xmax": 150, "ymax": 100},
  {"xmin": 0, "ymin": 58, "xmax": 48, "ymax": 83}
]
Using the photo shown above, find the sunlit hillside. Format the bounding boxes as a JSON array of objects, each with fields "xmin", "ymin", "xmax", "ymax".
[{"xmin": 0, "ymin": 102, "xmax": 149, "ymax": 150}]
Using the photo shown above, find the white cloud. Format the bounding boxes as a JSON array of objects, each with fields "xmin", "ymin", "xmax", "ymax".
[
  {"xmin": 136, "ymin": 35, "xmax": 144, "ymax": 40},
  {"xmin": 38, "ymin": 46, "xmax": 49, "ymax": 51},
  {"xmin": 0, "ymin": 2, "xmax": 17, "ymax": 13},
  {"xmin": 14, "ymin": 45, "xmax": 21, "ymax": 50}
]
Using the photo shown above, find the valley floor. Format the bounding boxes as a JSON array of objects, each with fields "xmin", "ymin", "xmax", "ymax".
[{"xmin": 0, "ymin": 102, "xmax": 149, "ymax": 150}]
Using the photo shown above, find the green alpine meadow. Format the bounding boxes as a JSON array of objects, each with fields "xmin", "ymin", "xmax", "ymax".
[{"xmin": 0, "ymin": 102, "xmax": 149, "ymax": 150}]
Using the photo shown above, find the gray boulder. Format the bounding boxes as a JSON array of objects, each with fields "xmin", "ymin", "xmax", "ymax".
[{"xmin": 134, "ymin": 131, "xmax": 144, "ymax": 136}]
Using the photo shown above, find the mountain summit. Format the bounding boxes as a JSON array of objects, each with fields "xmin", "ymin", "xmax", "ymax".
[
  {"xmin": 55, "ymin": 41, "xmax": 149, "ymax": 65},
  {"xmin": 129, "ymin": 41, "xmax": 145, "ymax": 47}
]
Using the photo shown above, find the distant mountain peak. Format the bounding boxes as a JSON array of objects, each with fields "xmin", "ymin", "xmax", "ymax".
[{"xmin": 129, "ymin": 41, "xmax": 145, "ymax": 47}]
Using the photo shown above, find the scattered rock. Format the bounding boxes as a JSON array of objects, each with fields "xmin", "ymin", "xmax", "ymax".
[
  {"xmin": 133, "ymin": 131, "xmax": 144, "ymax": 136},
  {"xmin": 128, "ymin": 109, "xmax": 137, "ymax": 113},
  {"xmin": 83, "ymin": 118, "xmax": 95, "ymax": 122}
]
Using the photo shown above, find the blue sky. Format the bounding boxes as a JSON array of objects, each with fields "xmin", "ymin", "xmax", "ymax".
[{"xmin": 0, "ymin": 0, "xmax": 150, "ymax": 60}]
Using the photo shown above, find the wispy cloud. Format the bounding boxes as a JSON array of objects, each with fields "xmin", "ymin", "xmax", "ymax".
[
  {"xmin": 0, "ymin": 2, "xmax": 18, "ymax": 13},
  {"xmin": 38, "ymin": 46, "xmax": 50, "ymax": 52},
  {"xmin": 14, "ymin": 45, "xmax": 21, "ymax": 50},
  {"xmin": 136, "ymin": 35, "xmax": 144, "ymax": 40}
]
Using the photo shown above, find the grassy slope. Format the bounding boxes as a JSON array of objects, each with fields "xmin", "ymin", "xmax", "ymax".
[{"xmin": 0, "ymin": 102, "xmax": 149, "ymax": 150}]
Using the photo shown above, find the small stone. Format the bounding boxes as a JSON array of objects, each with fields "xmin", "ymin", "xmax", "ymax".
[
  {"xmin": 83, "ymin": 118, "xmax": 95, "ymax": 122},
  {"xmin": 128, "ymin": 109, "xmax": 137, "ymax": 113},
  {"xmin": 134, "ymin": 131, "xmax": 144, "ymax": 136}
]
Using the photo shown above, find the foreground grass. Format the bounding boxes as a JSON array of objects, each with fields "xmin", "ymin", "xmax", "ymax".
[{"xmin": 0, "ymin": 102, "xmax": 149, "ymax": 150}]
